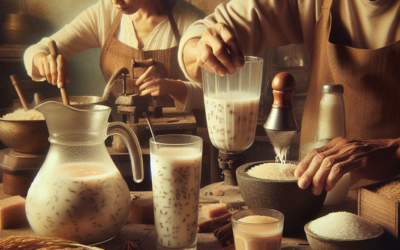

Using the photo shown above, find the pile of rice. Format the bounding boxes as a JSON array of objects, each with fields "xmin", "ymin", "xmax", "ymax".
[
  {"xmin": 2, "ymin": 109, "xmax": 45, "ymax": 120},
  {"xmin": 374, "ymin": 180, "xmax": 400, "ymax": 201},
  {"xmin": 309, "ymin": 212, "xmax": 381, "ymax": 240},
  {"xmin": 246, "ymin": 163, "xmax": 298, "ymax": 180}
]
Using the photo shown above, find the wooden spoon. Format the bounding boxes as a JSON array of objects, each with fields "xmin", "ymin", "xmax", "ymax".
[
  {"xmin": 48, "ymin": 40, "xmax": 70, "ymax": 105},
  {"xmin": 10, "ymin": 74, "xmax": 29, "ymax": 111}
]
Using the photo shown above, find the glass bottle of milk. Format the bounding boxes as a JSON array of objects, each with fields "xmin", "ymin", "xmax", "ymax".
[
  {"xmin": 300, "ymin": 84, "xmax": 346, "ymax": 160},
  {"xmin": 311, "ymin": 84, "xmax": 350, "ymax": 207},
  {"xmin": 315, "ymin": 84, "xmax": 346, "ymax": 141}
]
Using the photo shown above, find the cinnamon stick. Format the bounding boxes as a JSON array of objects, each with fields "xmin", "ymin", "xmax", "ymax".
[
  {"xmin": 218, "ymin": 244, "xmax": 235, "ymax": 250},
  {"xmin": 213, "ymin": 222, "xmax": 234, "ymax": 246},
  {"xmin": 218, "ymin": 230, "xmax": 233, "ymax": 246},
  {"xmin": 213, "ymin": 222, "xmax": 232, "ymax": 237},
  {"xmin": 197, "ymin": 212, "xmax": 232, "ymax": 232}
]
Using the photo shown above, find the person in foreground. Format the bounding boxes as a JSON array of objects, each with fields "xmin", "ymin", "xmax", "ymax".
[
  {"xmin": 177, "ymin": 0, "xmax": 400, "ymax": 195},
  {"xmin": 24, "ymin": 0, "xmax": 206, "ymax": 111}
]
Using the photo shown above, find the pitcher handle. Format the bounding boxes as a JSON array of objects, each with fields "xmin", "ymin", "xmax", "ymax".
[{"xmin": 107, "ymin": 122, "xmax": 144, "ymax": 183}]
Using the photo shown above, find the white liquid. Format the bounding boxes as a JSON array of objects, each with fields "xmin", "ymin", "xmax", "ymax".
[
  {"xmin": 316, "ymin": 93, "xmax": 346, "ymax": 141},
  {"xmin": 204, "ymin": 93, "xmax": 260, "ymax": 152},
  {"xmin": 151, "ymin": 147, "xmax": 202, "ymax": 248},
  {"xmin": 323, "ymin": 173, "xmax": 351, "ymax": 207},
  {"xmin": 26, "ymin": 163, "xmax": 131, "ymax": 245}
]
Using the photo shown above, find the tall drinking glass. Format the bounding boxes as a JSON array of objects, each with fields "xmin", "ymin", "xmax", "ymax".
[
  {"xmin": 150, "ymin": 134, "xmax": 203, "ymax": 250},
  {"xmin": 202, "ymin": 56, "xmax": 264, "ymax": 153}
]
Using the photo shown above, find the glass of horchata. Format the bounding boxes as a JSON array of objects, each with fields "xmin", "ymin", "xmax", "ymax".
[
  {"xmin": 232, "ymin": 208, "xmax": 284, "ymax": 250},
  {"xmin": 150, "ymin": 134, "xmax": 203, "ymax": 250}
]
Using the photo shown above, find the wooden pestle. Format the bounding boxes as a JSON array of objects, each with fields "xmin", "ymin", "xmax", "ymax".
[
  {"xmin": 48, "ymin": 40, "xmax": 70, "ymax": 105},
  {"xmin": 10, "ymin": 74, "xmax": 29, "ymax": 111},
  {"xmin": 271, "ymin": 72, "xmax": 296, "ymax": 109}
]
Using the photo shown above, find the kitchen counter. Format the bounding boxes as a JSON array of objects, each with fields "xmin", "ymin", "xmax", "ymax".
[{"xmin": 0, "ymin": 185, "xmax": 369, "ymax": 250}]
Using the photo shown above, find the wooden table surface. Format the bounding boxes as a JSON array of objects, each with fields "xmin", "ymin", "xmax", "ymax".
[{"xmin": 0, "ymin": 184, "xmax": 359, "ymax": 250}]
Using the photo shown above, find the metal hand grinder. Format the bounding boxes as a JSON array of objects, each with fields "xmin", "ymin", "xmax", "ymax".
[{"xmin": 264, "ymin": 72, "xmax": 299, "ymax": 161}]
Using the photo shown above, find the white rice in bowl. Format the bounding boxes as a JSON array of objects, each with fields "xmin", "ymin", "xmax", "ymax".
[
  {"xmin": 2, "ymin": 109, "xmax": 45, "ymax": 120},
  {"xmin": 246, "ymin": 162, "xmax": 298, "ymax": 180}
]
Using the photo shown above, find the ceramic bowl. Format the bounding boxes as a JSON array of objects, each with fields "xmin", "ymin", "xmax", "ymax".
[
  {"xmin": 236, "ymin": 160, "xmax": 326, "ymax": 233},
  {"xmin": 304, "ymin": 221, "xmax": 384, "ymax": 250},
  {"xmin": 0, "ymin": 107, "xmax": 49, "ymax": 154}
]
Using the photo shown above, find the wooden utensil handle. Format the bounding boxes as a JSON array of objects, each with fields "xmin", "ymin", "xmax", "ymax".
[
  {"xmin": 271, "ymin": 72, "xmax": 295, "ymax": 109},
  {"xmin": 10, "ymin": 74, "xmax": 29, "ymax": 111},
  {"xmin": 48, "ymin": 40, "xmax": 70, "ymax": 105},
  {"xmin": 48, "ymin": 40, "xmax": 58, "ymax": 56}
]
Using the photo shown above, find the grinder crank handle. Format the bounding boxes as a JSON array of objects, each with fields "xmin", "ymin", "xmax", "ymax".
[
  {"xmin": 48, "ymin": 40, "xmax": 70, "ymax": 106},
  {"xmin": 101, "ymin": 67, "xmax": 130, "ymax": 101},
  {"xmin": 271, "ymin": 72, "xmax": 296, "ymax": 109}
]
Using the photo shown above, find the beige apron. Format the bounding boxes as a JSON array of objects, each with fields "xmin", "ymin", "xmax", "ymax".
[
  {"xmin": 300, "ymin": 0, "xmax": 400, "ymax": 147},
  {"xmin": 100, "ymin": 8, "xmax": 187, "ymax": 107}
]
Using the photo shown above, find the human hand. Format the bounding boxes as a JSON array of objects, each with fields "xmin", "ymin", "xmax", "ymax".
[
  {"xmin": 135, "ymin": 66, "xmax": 169, "ymax": 97},
  {"xmin": 33, "ymin": 52, "xmax": 69, "ymax": 88},
  {"xmin": 295, "ymin": 137, "xmax": 400, "ymax": 195},
  {"xmin": 196, "ymin": 22, "xmax": 244, "ymax": 76}
]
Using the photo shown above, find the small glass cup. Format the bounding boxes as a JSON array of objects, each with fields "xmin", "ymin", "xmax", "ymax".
[
  {"xmin": 150, "ymin": 134, "xmax": 203, "ymax": 250},
  {"xmin": 232, "ymin": 208, "xmax": 284, "ymax": 250}
]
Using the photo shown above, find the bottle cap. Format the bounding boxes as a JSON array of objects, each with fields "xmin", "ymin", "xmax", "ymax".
[{"xmin": 322, "ymin": 84, "xmax": 344, "ymax": 93}]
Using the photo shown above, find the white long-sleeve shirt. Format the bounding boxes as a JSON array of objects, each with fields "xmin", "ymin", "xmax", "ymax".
[
  {"xmin": 178, "ymin": 0, "xmax": 400, "ymax": 83},
  {"xmin": 24, "ymin": 0, "xmax": 206, "ymax": 110}
]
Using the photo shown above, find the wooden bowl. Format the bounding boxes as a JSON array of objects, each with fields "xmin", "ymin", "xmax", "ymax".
[
  {"xmin": 0, "ymin": 107, "xmax": 49, "ymax": 154},
  {"xmin": 236, "ymin": 160, "xmax": 326, "ymax": 233},
  {"xmin": 304, "ymin": 221, "xmax": 384, "ymax": 250}
]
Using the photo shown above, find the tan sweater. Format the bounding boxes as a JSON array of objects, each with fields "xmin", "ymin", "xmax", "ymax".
[{"xmin": 178, "ymin": 0, "xmax": 400, "ymax": 83}]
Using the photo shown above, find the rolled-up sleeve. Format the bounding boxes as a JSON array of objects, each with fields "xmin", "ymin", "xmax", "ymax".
[
  {"xmin": 178, "ymin": 0, "xmax": 308, "ymax": 83},
  {"xmin": 24, "ymin": 0, "xmax": 115, "ymax": 81},
  {"xmin": 175, "ymin": 80, "xmax": 204, "ymax": 111}
]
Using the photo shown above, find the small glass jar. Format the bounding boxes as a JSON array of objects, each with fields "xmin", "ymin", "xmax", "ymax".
[{"xmin": 315, "ymin": 84, "xmax": 346, "ymax": 141}]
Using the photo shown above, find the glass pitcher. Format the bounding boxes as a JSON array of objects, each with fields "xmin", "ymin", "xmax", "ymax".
[
  {"xmin": 26, "ymin": 101, "xmax": 144, "ymax": 245},
  {"xmin": 202, "ymin": 56, "xmax": 264, "ymax": 153}
]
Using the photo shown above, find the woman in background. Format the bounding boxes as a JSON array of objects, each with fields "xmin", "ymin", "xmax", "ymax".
[{"xmin": 24, "ymin": 0, "xmax": 206, "ymax": 110}]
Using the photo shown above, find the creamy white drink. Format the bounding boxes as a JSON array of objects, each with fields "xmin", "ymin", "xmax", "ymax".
[
  {"xmin": 204, "ymin": 93, "xmax": 260, "ymax": 152},
  {"xmin": 25, "ymin": 163, "xmax": 130, "ymax": 245},
  {"xmin": 151, "ymin": 147, "xmax": 202, "ymax": 248}
]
